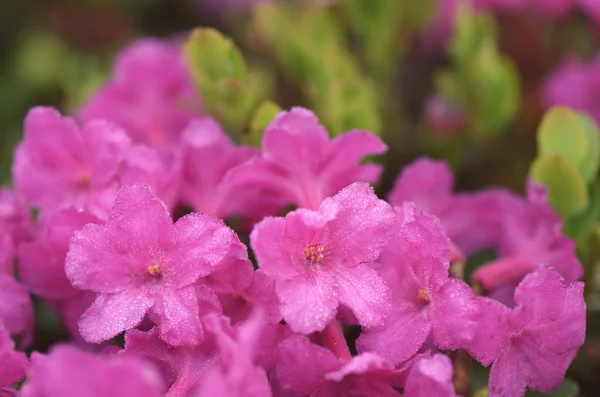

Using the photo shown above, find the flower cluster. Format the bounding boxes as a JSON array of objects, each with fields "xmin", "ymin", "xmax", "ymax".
[{"xmin": 1, "ymin": 38, "xmax": 586, "ymax": 397}]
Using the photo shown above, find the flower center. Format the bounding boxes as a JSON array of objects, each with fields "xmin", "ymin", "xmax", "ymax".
[
  {"xmin": 417, "ymin": 289, "xmax": 430, "ymax": 302},
  {"xmin": 304, "ymin": 245, "xmax": 325, "ymax": 264},
  {"xmin": 147, "ymin": 264, "xmax": 163, "ymax": 277}
]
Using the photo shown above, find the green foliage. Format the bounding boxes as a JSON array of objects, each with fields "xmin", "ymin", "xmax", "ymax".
[
  {"xmin": 530, "ymin": 155, "xmax": 588, "ymax": 218},
  {"xmin": 254, "ymin": 4, "xmax": 381, "ymax": 136},
  {"xmin": 433, "ymin": 4, "xmax": 520, "ymax": 136},
  {"xmin": 247, "ymin": 101, "xmax": 281, "ymax": 146},
  {"xmin": 531, "ymin": 107, "xmax": 600, "ymax": 241},
  {"xmin": 340, "ymin": 0, "xmax": 434, "ymax": 79},
  {"xmin": 538, "ymin": 107, "xmax": 600, "ymax": 183},
  {"xmin": 185, "ymin": 28, "xmax": 271, "ymax": 139}
]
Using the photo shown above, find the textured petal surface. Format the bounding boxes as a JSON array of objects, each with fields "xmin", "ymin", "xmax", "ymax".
[
  {"xmin": 357, "ymin": 308, "xmax": 431, "ymax": 365},
  {"xmin": 151, "ymin": 286, "xmax": 202, "ymax": 346},
  {"xmin": 0, "ymin": 327, "xmax": 29, "ymax": 387},
  {"xmin": 78, "ymin": 288, "xmax": 154, "ymax": 343},
  {"xmin": 403, "ymin": 354, "xmax": 458, "ymax": 397},
  {"xmin": 277, "ymin": 273, "xmax": 338, "ymax": 334}
]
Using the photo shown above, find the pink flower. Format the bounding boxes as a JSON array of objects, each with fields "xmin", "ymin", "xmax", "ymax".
[
  {"xmin": 276, "ymin": 335, "xmax": 406, "ymax": 397},
  {"xmin": 65, "ymin": 184, "xmax": 245, "ymax": 345},
  {"xmin": 467, "ymin": 266, "xmax": 586, "ymax": 397},
  {"xmin": 0, "ymin": 275, "xmax": 33, "ymax": 345},
  {"xmin": 195, "ymin": 313, "xmax": 272, "ymax": 397},
  {"xmin": 403, "ymin": 354, "xmax": 459, "ymax": 397},
  {"xmin": 203, "ymin": 255, "xmax": 281, "ymax": 324},
  {"xmin": 18, "ymin": 208, "xmax": 102, "ymax": 301},
  {"xmin": 123, "ymin": 327, "xmax": 220, "ymax": 397},
  {"xmin": 0, "ymin": 187, "xmax": 34, "ymax": 274},
  {"xmin": 250, "ymin": 182, "xmax": 394, "ymax": 334},
  {"xmin": 580, "ymin": 0, "xmax": 600, "ymax": 25},
  {"xmin": 0, "ymin": 327, "xmax": 28, "ymax": 388},
  {"xmin": 543, "ymin": 56, "xmax": 600, "ymax": 125},
  {"xmin": 120, "ymin": 144, "xmax": 183, "ymax": 211},
  {"xmin": 472, "ymin": 181, "xmax": 583, "ymax": 292},
  {"xmin": 20, "ymin": 345, "xmax": 165, "ymax": 397},
  {"xmin": 357, "ymin": 203, "xmax": 480, "ymax": 364},
  {"xmin": 225, "ymin": 107, "xmax": 386, "ymax": 211},
  {"xmin": 180, "ymin": 117, "xmax": 258, "ymax": 218},
  {"xmin": 78, "ymin": 38, "xmax": 199, "ymax": 147},
  {"xmin": 388, "ymin": 157, "xmax": 496, "ymax": 254},
  {"xmin": 12, "ymin": 107, "xmax": 132, "ymax": 219}
]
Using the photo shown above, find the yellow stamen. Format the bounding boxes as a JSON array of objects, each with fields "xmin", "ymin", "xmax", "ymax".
[{"xmin": 147, "ymin": 264, "xmax": 163, "ymax": 276}]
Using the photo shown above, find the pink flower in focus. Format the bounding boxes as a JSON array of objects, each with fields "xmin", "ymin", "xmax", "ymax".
[
  {"xmin": 123, "ymin": 327, "xmax": 220, "ymax": 397},
  {"xmin": 20, "ymin": 345, "xmax": 165, "ymax": 397},
  {"xmin": 225, "ymin": 107, "xmax": 386, "ymax": 211},
  {"xmin": 65, "ymin": 184, "xmax": 244, "ymax": 345},
  {"xmin": 357, "ymin": 203, "xmax": 480, "ymax": 365},
  {"xmin": 180, "ymin": 117, "xmax": 258, "ymax": 218},
  {"xmin": 78, "ymin": 38, "xmax": 199, "ymax": 147},
  {"xmin": 467, "ymin": 266, "xmax": 585, "ymax": 397},
  {"xmin": 250, "ymin": 182, "xmax": 394, "ymax": 334},
  {"xmin": 0, "ymin": 327, "xmax": 28, "ymax": 388},
  {"xmin": 12, "ymin": 107, "xmax": 132, "ymax": 219}
]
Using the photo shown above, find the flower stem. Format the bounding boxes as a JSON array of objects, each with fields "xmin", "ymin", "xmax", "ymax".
[{"xmin": 320, "ymin": 320, "xmax": 351, "ymax": 363}]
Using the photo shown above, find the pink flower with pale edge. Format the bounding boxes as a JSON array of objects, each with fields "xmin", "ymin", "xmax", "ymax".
[
  {"xmin": 194, "ymin": 313, "xmax": 272, "ymax": 397},
  {"xmin": 0, "ymin": 327, "xmax": 28, "ymax": 388},
  {"xmin": 357, "ymin": 203, "xmax": 479, "ymax": 365},
  {"xmin": 78, "ymin": 38, "xmax": 199, "ymax": 147},
  {"xmin": 20, "ymin": 345, "xmax": 165, "ymax": 397},
  {"xmin": 0, "ymin": 275, "xmax": 33, "ymax": 345},
  {"xmin": 250, "ymin": 182, "xmax": 394, "ymax": 334},
  {"xmin": 467, "ymin": 266, "xmax": 585, "ymax": 397},
  {"xmin": 12, "ymin": 107, "xmax": 132, "ymax": 219},
  {"xmin": 123, "ymin": 327, "xmax": 220, "ymax": 396},
  {"xmin": 225, "ymin": 107, "xmax": 386, "ymax": 211},
  {"xmin": 403, "ymin": 353, "xmax": 459, "ymax": 397},
  {"xmin": 65, "ymin": 184, "xmax": 245, "ymax": 345},
  {"xmin": 180, "ymin": 117, "xmax": 258, "ymax": 218}
]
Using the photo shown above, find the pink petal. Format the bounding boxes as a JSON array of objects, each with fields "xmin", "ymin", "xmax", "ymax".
[
  {"xmin": 403, "ymin": 354, "xmax": 458, "ymax": 397},
  {"xmin": 0, "ymin": 327, "xmax": 29, "ymax": 387},
  {"xmin": 430, "ymin": 279, "xmax": 480, "ymax": 351},
  {"xmin": 277, "ymin": 273, "xmax": 339, "ymax": 334},
  {"xmin": 488, "ymin": 349, "xmax": 527, "ymax": 397},
  {"xmin": 388, "ymin": 157, "xmax": 453, "ymax": 213},
  {"xmin": 357, "ymin": 308, "xmax": 431, "ymax": 365},
  {"xmin": 150, "ymin": 285, "xmax": 202, "ymax": 346},
  {"xmin": 334, "ymin": 264, "xmax": 391, "ymax": 328},
  {"xmin": 324, "ymin": 182, "xmax": 395, "ymax": 264},
  {"xmin": 79, "ymin": 288, "xmax": 154, "ymax": 343},
  {"xmin": 169, "ymin": 213, "xmax": 241, "ymax": 286},
  {"xmin": 275, "ymin": 335, "xmax": 341, "ymax": 396}
]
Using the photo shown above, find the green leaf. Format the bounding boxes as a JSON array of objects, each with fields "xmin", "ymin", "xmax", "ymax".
[
  {"xmin": 247, "ymin": 101, "xmax": 281, "ymax": 146},
  {"xmin": 538, "ymin": 107, "xmax": 589, "ymax": 169},
  {"xmin": 530, "ymin": 154, "xmax": 589, "ymax": 218},
  {"xmin": 254, "ymin": 4, "xmax": 381, "ymax": 136},
  {"xmin": 526, "ymin": 379, "xmax": 579, "ymax": 397},
  {"xmin": 565, "ymin": 182, "xmax": 600, "ymax": 240},
  {"xmin": 577, "ymin": 113, "xmax": 600, "ymax": 182},
  {"xmin": 185, "ymin": 28, "xmax": 261, "ymax": 138}
]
